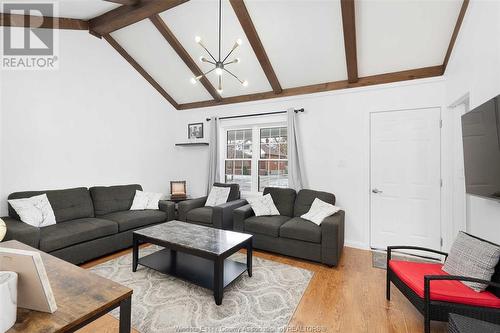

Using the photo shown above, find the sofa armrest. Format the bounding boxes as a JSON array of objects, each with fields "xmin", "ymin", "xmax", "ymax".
[
  {"xmin": 177, "ymin": 197, "xmax": 207, "ymax": 222},
  {"xmin": 212, "ymin": 199, "xmax": 247, "ymax": 230},
  {"xmin": 2, "ymin": 217, "xmax": 40, "ymax": 248},
  {"xmin": 320, "ymin": 210, "xmax": 345, "ymax": 266},
  {"xmin": 233, "ymin": 204, "xmax": 255, "ymax": 232},
  {"xmin": 158, "ymin": 200, "xmax": 176, "ymax": 221}
]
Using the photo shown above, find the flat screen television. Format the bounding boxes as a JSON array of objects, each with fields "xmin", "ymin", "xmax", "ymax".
[{"xmin": 462, "ymin": 94, "xmax": 500, "ymax": 199}]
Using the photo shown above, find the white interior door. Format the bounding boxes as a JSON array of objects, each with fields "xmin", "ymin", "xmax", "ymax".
[{"xmin": 370, "ymin": 108, "xmax": 442, "ymax": 250}]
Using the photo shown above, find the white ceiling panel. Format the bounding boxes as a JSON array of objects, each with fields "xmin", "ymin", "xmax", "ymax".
[
  {"xmin": 160, "ymin": 0, "xmax": 272, "ymax": 98},
  {"xmin": 356, "ymin": 0, "xmax": 463, "ymax": 77},
  {"xmin": 0, "ymin": 0, "xmax": 120, "ymax": 20},
  {"xmin": 111, "ymin": 20, "xmax": 213, "ymax": 104},
  {"xmin": 245, "ymin": 0, "xmax": 348, "ymax": 88}
]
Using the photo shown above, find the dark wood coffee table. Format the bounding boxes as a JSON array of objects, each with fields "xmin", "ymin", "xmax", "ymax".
[
  {"xmin": 2, "ymin": 240, "xmax": 132, "ymax": 333},
  {"xmin": 132, "ymin": 221, "xmax": 253, "ymax": 305}
]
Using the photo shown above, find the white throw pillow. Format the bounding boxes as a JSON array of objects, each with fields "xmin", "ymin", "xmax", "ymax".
[
  {"xmin": 205, "ymin": 186, "xmax": 231, "ymax": 207},
  {"xmin": 301, "ymin": 198, "xmax": 341, "ymax": 226},
  {"xmin": 0, "ymin": 218, "xmax": 6, "ymax": 241},
  {"xmin": 8, "ymin": 194, "xmax": 56, "ymax": 228},
  {"xmin": 246, "ymin": 194, "xmax": 280, "ymax": 216},
  {"xmin": 130, "ymin": 190, "xmax": 163, "ymax": 210}
]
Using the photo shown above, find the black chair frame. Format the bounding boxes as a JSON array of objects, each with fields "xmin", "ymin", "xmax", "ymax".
[{"xmin": 386, "ymin": 246, "xmax": 500, "ymax": 333}]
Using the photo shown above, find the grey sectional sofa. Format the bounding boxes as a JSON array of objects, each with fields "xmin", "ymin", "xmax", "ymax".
[
  {"xmin": 2, "ymin": 184, "xmax": 175, "ymax": 264},
  {"xmin": 233, "ymin": 187, "xmax": 345, "ymax": 266}
]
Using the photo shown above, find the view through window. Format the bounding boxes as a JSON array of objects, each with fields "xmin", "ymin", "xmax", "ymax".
[{"xmin": 224, "ymin": 126, "xmax": 288, "ymax": 192}]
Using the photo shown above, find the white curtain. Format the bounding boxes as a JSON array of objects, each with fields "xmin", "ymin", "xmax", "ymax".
[
  {"xmin": 207, "ymin": 116, "xmax": 220, "ymax": 194},
  {"xmin": 287, "ymin": 108, "xmax": 306, "ymax": 190}
]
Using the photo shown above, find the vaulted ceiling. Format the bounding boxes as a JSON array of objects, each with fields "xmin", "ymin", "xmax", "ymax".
[{"xmin": 0, "ymin": 0, "xmax": 468, "ymax": 110}]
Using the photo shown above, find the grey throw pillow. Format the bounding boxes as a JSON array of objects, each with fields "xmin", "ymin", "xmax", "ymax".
[{"xmin": 443, "ymin": 232, "xmax": 500, "ymax": 292}]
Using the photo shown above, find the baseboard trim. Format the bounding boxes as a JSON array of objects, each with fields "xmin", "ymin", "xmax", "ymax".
[{"xmin": 344, "ymin": 240, "xmax": 369, "ymax": 250}]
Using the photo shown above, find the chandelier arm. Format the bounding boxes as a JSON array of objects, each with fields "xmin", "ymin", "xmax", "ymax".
[
  {"xmin": 202, "ymin": 58, "xmax": 216, "ymax": 65},
  {"xmin": 199, "ymin": 43, "xmax": 218, "ymax": 63},
  {"xmin": 223, "ymin": 68, "xmax": 244, "ymax": 84},
  {"xmin": 222, "ymin": 47, "xmax": 237, "ymax": 64},
  {"xmin": 203, "ymin": 67, "xmax": 216, "ymax": 76}
]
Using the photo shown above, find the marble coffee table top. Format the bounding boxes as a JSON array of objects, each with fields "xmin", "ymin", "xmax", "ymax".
[{"xmin": 134, "ymin": 221, "xmax": 252, "ymax": 255}]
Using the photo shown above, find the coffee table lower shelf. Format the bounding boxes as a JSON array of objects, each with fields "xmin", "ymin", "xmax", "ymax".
[{"xmin": 138, "ymin": 248, "xmax": 248, "ymax": 291}]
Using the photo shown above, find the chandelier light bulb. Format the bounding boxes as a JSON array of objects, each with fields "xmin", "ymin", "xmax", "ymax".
[
  {"xmin": 195, "ymin": 36, "xmax": 202, "ymax": 44},
  {"xmin": 199, "ymin": 56, "xmax": 207, "ymax": 62},
  {"xmin": 215, "ymin": 67, "xmax": 223, "ymax": 76},
  {"xmin": 242, "ymin": 80, "xmax": 248, "ymax": 87},
  {"xmin": 236, "ymin": 38, "xmax": 243, "ymax": 46},
  {"xmin": 190, "ymin": 77, "xmax": 197, "ymax": 84},
  {"xmin": 235, "ymin": 58, "xmax": 240, "ymax": 63},
  {"xmin": 217, "ymin": 88, "xmax": 223, "ymax": 95}
]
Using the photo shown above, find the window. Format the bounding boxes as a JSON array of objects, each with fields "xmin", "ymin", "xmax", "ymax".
[
  {"xmin": 223, "ymin": 124, "xmax": 288, "ymax": 193},
  {"xmin": 259, "ymin": 127, "xmax": 288, "ymax": 191},
  {"xmin": 225, "ymin": 129, "xmax": 252, "ymax": 192}
]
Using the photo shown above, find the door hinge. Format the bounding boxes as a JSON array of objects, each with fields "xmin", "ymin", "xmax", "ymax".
[
  {"xmin": 440, "ymin": 119, "xmax": 443, "ymax": 128},
  {"xmin": 440, "ymin": 179, "xmax": 443, "ymax": 187},
  {"xmin": 440, "ymin": 237, "xmax": 443, "ymax": 247}
]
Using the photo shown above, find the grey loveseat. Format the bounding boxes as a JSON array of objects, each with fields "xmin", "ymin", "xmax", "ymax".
[
  {"xmin": 2, "ymin": 184, "xmax": 175, "ymax": 264},
  {"xmin": 233, "ymin": 187, "xmax": 345, "ymax": 266},
  {"xmin": 178, "ymin": 183, "xmax": 247, "ymax": 230}
]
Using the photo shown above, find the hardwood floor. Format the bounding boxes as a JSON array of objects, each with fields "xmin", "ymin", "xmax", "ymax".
[{"xmin": 78, "ymin": 245, "xmax": 446, "ymax": 333}]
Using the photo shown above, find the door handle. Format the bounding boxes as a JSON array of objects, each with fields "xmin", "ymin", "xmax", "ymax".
[{"xmin": 372, "ymin": 188, "xmax": 383, "ymax": 194}]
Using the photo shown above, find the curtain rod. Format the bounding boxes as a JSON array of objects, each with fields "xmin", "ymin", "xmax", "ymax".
[{"xmin": 206, "ymin": 108, "xmax": 304, "ymax": 121}]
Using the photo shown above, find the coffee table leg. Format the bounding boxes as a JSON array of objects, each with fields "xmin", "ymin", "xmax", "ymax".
[
  {"xmin": 132, "ymin": 234, "xmax": 139, "ymax": 272},
  {"xmin": 214, "ymin": 258, "xmax": 224, "ymax": 305},
  {"xmin": 246, "ymin": 239, "xmax": 253, "ymax": 277},
  {"xmin": 119, "ymin": 295, "xmax": 132, "ymax": 333}
]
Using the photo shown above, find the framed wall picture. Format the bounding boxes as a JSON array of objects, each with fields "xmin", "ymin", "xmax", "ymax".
[{"xmin": 188, "ymin": 123, "xmax": 204, "ymax": 139}]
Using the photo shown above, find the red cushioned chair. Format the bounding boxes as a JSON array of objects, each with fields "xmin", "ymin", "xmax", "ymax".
[{"xmin": 386, "ymin": 243, "xmax": 500, "ymax": 333}]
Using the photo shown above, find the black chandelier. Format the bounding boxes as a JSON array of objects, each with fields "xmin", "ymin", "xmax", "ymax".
[{"xmin": 190, "ymin": 0, "xmax": 248, "ymax": 95}]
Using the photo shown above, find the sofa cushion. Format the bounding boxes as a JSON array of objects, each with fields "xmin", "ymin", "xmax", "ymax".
[
  {"xmin": 294, "ymin": 189, "xmax": 336, "ymax": 217},
  {"xmin": 244, "ymin": 215, "xmax": 290, "ymax": 237},
  {"xmin": 102, "ymin": 210, "xmax": 168, "ymax": 232},
  {"xmin": 39, "ymin": 218, "xmax": 118, "ymax": 252},
  {"xmin": 8, "ymin": 187, "xmax": 94, "ymax": 223},
  {"xmin": 263, "ymin": 187, "xmax": 296, "ymax": 217},
  {"xmin": 389, "ymin": 260, "xmax": 500, "ymax": 308},
  {"xmin": 213, "ymin": 183, "xmax": 240, "ymax": 202},
  {"xmin": 280, "ymin": 217, "xmax": 322, "ymax": 243},
  {"xmin": 187, "ymin": 207, "xmax": 213, "ymax": 224},
  {"xmin": 90, "ymin": 184, "xmax": 142, "ymax": 216}
]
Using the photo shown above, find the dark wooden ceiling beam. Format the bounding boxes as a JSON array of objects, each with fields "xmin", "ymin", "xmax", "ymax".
[
  {"xmin": 340, "ymin": 0, "xmax": 358, "ymax": 83},
  {"xmin": 442, "ymin": 0, "xmax": 469, "ymax": 73},
  {"xmin": 229, "ymin": 0, "xmax": 282, "ymax": 94},
  {"xmin": 103, "ymin": 34, "xmax": 179, "ymax": 109},
  {"xmin": 0, "ymin": 13, "xmax": 88, "ymax": 30},
  {"xmin": 178, "ymin": 65, "xmax": 443, "ymax": 110},
  {"xmin": 149, "ymin": 14, "xmax": 221, "ymax": 101},
  {"xmin": 89, "ymin": 0, "xmax": 189, "ymax": 36}
]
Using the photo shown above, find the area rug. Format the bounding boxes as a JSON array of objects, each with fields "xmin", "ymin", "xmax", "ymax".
[
  {"xmin": 372, "ymin": 250, "xmax": 441, "ymax": 270},
  {"xmin": 90, "ymin": 245, "xmax": 313, "ymax": 333}
]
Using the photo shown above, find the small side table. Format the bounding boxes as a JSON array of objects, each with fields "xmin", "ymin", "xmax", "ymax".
[
  {"xmin": 448, "ymin": 314, "xmax": 500, "ymax": 333},
  {"xmin": 166, "ymin": 195, "xmax": 191, "ymax": 203}
]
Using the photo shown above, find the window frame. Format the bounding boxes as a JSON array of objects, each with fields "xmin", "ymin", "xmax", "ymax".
[{"xmin": 219, "ymin": 114, "xmax": 287, "ymax": 195}]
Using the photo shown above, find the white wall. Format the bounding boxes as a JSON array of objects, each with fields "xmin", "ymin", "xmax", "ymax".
[
  {"xmin": 0, "ymin": 29, "xmax": 176, "ymax": 216},
  {"xmin": 167, "ymin": 79, "xmax": 446, "ymax": 249},
  {"xmin": 443, "ymin": 0, "xmax": 500, "ymax": 245}
]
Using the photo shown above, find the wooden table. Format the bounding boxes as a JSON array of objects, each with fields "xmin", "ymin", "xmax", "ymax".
[{"xmin": 2, "ymin": 240, "xmax": 132, "ymax": 333}]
